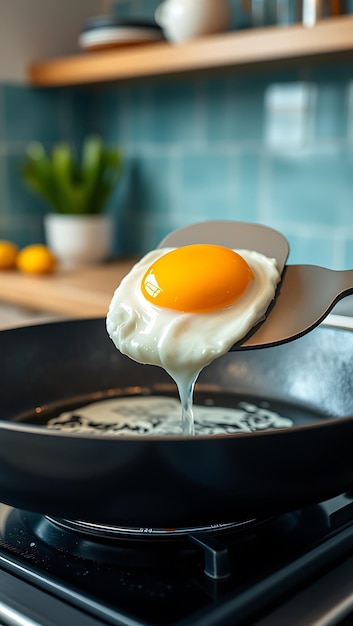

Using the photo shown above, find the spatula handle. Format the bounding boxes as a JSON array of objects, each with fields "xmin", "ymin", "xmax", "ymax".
[
  {"xmin": 335, "ymin": 269, "xmax": 353, "ymax": 302},
  {"xmin": 239, "ymin": 265, "xmax": 353, "ymax": 350}
]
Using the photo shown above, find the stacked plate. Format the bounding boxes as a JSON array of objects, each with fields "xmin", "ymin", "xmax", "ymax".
[{"xmin": 79, "ymin": 15, "xmax": 164, "ymax": 51}]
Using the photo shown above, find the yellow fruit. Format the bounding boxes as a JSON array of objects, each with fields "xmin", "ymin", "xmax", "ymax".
[
  {"xmin": 16, "ymin": 244, "xmax": 57, "ymax": 275},
  {"xmin": 0, "ymin": 240, "xmax": 19, "ymax": 269}
]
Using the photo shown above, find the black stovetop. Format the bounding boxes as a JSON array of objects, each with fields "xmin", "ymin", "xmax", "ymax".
[{"xmin": 1, "ymin": 494, "xmax": 353, "ymax": 625}]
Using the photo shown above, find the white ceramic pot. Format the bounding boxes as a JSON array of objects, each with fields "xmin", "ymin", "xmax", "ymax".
[
  {"xmin": 44, "ymin": 214, "xmax": 114, "ymax": 268},
  {"xmin": 155, "ymin": 0, "xmax": 231, "ymax": 44}
]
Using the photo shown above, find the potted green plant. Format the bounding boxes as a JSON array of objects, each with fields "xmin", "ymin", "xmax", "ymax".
[{"xmin": 21, "ymin": 135, "xmax": 122, "ymax": 267}]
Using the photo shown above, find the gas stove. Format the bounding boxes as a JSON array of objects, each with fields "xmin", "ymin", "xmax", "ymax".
[{"xmin": 1, "ymin": 494, "xmax": 353, "ymax": 625}]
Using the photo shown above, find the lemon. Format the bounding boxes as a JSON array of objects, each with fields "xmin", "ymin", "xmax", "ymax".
[
  {"xmin": 0, "ymin": 240, "xmax": 19, "ymax": 269},
  {"xmin": 16, "ymin": 244, "xmax": 58, "ymax": 275}
]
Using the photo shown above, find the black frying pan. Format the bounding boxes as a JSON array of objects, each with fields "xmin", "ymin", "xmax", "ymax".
[{"xmin": 1, "ymin": 317, "xmax": 353, "ymax": 528}]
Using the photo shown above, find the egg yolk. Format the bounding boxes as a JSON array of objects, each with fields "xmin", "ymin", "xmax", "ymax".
[{"xmin": 141, "ymin": 244, "xmax": 254, "ymax": 313}]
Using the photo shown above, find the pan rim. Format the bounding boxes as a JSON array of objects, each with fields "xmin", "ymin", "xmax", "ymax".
[
  {"xmin": 0, "ymin": 411, "xmax": 353, "ymax": 441},
  {"xmin": 1, "ymin": 401, "xmax": 353, "ymax": 442},
  {"xmin": 1, "ymin": 316, "xmax": 352, "ymax": 442}
]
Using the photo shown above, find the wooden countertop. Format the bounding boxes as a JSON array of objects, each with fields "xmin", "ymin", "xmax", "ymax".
[{"xmin": 0, "ymin": 259, "xmax": 136, "ymax": 319}]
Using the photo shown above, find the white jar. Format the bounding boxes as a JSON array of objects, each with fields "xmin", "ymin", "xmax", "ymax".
[
  {"xmin": 155, "ymin": 0, "xmax": 231, "ymax": 44},
  {"xmin": 44, "ymin": 213, "xmax": 114, "ymax": 267}
]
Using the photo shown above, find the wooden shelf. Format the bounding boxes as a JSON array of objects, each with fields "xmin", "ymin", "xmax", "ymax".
[{"xmin": 28, "ymin": 15, "xmax": 353, "ymax": 87}]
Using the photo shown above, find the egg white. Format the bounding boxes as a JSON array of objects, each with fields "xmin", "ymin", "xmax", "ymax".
[{"xmin": 106, "ymin": 247, "xmax": 281, "ymax": 395}]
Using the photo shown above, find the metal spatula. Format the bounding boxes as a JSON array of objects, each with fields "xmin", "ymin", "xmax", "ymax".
[{"xmin": 159, "ymin": 220, "xmax": 353, "ymax": 350}]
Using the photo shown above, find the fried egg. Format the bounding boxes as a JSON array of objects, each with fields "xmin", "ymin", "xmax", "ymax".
[{"xmin": 106, "ymin": 244, "xmax": 281, "ymax": 435}]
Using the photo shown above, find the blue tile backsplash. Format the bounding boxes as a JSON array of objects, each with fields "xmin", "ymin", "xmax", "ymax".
[{"xmin": 1, "ymin": 0, "xmax": 353, "ymax": 269}]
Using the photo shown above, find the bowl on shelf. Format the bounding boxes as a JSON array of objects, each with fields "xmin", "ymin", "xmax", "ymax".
[{"xmin": 79, "ymin": 15, "xmax": 164, "ymax": 51}]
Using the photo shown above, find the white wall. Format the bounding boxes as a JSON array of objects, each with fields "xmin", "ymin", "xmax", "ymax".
[{"xmin": 0, "ymin": 0, "xmax": 104, "ymax": 82}]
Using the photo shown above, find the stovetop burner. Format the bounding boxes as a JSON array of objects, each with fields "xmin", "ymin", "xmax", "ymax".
[
  {"xmin": 31, "ymin": 512, "xmax": 272, "ymax": 580},
  {"xmin": 45, "ymin": 515, "xmax": 260, "ymax": 538},
  {"xmin": 1, "ymin": 495, "xmax": 353, "ymax": 625}
]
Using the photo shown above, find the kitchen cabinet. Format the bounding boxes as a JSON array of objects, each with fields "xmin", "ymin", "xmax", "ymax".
[{"xmin": 27, "ymin": 15, "xmax": 353, "ymax": 87}]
